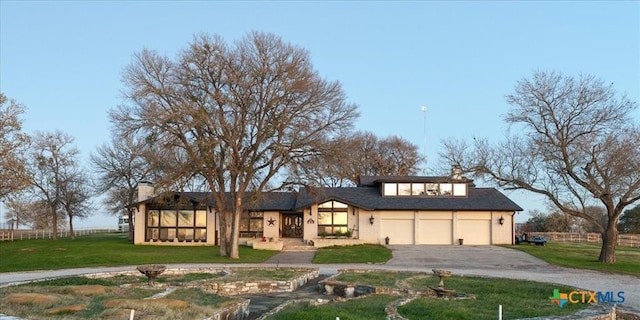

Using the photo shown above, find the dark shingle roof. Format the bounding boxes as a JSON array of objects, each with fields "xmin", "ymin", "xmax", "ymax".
[{"xmin": 135, "ymin": 184, "xmax": 521, "ymax": 212}]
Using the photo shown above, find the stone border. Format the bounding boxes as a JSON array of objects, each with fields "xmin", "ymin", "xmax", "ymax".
[
  {"xmin": 1, "ymin": 267, "xmax": 319, "ymax": 320},
  {"xmin": 317, "ymin": 269, "xmax": 639, "ymax": 320}
]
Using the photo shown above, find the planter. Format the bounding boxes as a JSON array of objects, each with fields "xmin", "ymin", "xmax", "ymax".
[{"xmin": 458, "ymin": 238, "xmax": 464, "ymax": 245}]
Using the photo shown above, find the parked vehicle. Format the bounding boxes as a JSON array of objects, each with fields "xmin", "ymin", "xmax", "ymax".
[
  {"xmin": 118, "ymin": 216, "xmax": 130, "ymax": 232},
  {"xmin": 515, "ymin": 233, "xmax": 547, "ymax": 246}
]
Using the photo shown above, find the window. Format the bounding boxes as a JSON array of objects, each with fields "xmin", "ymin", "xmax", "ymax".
[
  {"xmin": 383, "ymin": 183, "xmax": 397, "ymax": 196},
  {"xmin": 317, "ymin": 201, "xmax": 349, "ymax": 235},
  {"xmin": 411, "ymin": 183, "xmax": 425, "ymax": 195},
  {"xmin": 381, "ymin": 182, "xmax": 467, "ymax": 197},
  {"xmin": 146, "ymin": 209, "xmax": 207, "ymax": 242},
  {"xmin": 453, "ymin": 183, "xmax": 467, "ymax": 196},
  {"xmin": 439, "ymin": 183, "xmax": 453, "ymax": 196},
  {"xmin": 240, "ymin": 211, "xmax": 263, "ymax": 237},
  {"xmin": 398, "ymin": 183, "xmax": 411, "ymax": 196}
]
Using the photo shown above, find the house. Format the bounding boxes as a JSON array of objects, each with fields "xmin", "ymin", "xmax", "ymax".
[{"xmin": 128, "ymin": 170, "xmax": 522, "ymax": 248}]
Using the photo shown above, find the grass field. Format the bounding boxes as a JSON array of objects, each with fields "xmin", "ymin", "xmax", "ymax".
[
  {"xmin": 0, "ymin": 232, "xmax": 277, "ymax": 272},
  {"xmin": 508, "ymin": 242, "xmax": 640, "ymax": 276}
]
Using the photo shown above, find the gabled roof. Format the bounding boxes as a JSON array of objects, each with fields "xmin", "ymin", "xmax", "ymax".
[{"xmin": 134, "ymin": 186, "xmax": 522, "ymax": 212}]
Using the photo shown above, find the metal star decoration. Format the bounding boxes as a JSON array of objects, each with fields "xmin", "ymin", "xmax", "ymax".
[{"xmin": 267, "ymin": 217, "xmax": 276, "ymax": 226}]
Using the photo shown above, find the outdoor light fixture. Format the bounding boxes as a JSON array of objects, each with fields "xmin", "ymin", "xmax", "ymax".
[
  {"xmin": 369, "ymin": 215, "xmax": 375, "ymax": 225},
  {"xmin": 498, "ymin": 216, "xmax": 505, "ymax": 226}
]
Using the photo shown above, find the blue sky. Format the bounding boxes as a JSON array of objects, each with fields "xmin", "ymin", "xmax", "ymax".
[{"xmin": 1, "ymin": 1, "xmax": 639, "ymax": 228}]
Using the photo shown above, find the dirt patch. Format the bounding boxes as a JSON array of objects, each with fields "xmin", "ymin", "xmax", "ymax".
[
  {"xmin": 45, "ymin": 304, "xmax": 87, "ymax": 314},
  {"xmin": 68, "ymin": 285, "xmax": 107, "ymax": 295},
  {"xmin": 104, "ymin": 298, "xmax": 189, "ymax": 309},
  {"xmin": 3, "ymin": 293, "xmax": 58, "ymax": 305},
  {"xmin": 18, "ymin": 248, "xmax": 34, "ymax": 252}
]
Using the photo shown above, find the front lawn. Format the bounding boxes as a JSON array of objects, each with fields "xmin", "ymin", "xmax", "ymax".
[
  {"xmin": 0, "ymin": 232, "xmax": 277, "ymax": 272},
  {"xmin": 312, "ymin": 244, "xmax": 392, "ymax": 264},
  {"xmin": 509, "ymin": 242, "xmax": 640, "ymax": 276}
]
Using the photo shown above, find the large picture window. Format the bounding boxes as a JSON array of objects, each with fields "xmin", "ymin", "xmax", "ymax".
[
  {"xmin": 318, "ymin": 201, "xmax": 349, "ymax": 236},
  {"xmin": 240, "ymin": 211, "xmax": 264, "ymax": 238},
  {"xmin": 146, "ymin": 209, "xmax": 207, "ymax": 242}
]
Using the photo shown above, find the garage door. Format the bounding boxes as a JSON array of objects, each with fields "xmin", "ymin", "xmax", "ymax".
[
  {"xmin": 418, "ymin": 219, "xmax": 452, "ymax": 244},
  {"xmin": 457, "ymin": 220, "xmax": 491, "ymax": 245},
  {"xmin": 381, "ymin": 219, "xmax": 414, "ymax": 244}
]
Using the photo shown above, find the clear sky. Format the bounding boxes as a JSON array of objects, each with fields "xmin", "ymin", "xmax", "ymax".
[{"xmin": 1, "ymin": 1, "xmax": 639, "ymax": 229}]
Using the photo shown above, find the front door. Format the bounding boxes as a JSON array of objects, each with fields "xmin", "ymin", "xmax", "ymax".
[{"xmin": 281, "ymin": 213, "xmax": 303, "ymax": 238}]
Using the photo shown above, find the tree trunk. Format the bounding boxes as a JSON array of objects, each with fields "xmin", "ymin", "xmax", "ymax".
[
  {"xmin": 229, "ymin": 197, "xmax": 242, "ymax": 259},
  {"xmin": 68, "ymin": 216, "xmax": 75, "ymax": 240},
  {"xmin": 51, "ymin": 205, "xmax": 58, "ymax": 240},
  {"xmin": 127, "ymin": 211, "xmax": 134, "ymax": 242},
  {"xmin": 218, "ymin": 210, "xmax": 228, "ymax": 257},
  {"xmin": 599, "ymin": 220, "xmax": 618, "ymax": 263}
]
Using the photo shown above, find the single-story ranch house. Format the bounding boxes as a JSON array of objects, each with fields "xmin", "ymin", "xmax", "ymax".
[{"xmin": 129, "ymin": 170, "xmax": 522, "ymax": 248}]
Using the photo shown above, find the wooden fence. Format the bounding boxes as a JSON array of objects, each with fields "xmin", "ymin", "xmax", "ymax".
[
  {"xmin": 527, "ymin": 232, "xmax": 640, "ymax": 248},
  {"xmin": 0, "ymin": 228, "xmax": 116, "ymax": 241}
]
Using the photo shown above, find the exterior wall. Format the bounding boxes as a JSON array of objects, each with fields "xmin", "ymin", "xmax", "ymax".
[
  {"xmin": 303, "ymin": 207, "xmax": 316, "ymax": 242},
  {"xmin": 357, "ymin": 209, "xmax": 380, "ymax": 243},
  {"xmin": 491, "ymin": 211, "xmax": 515, "ymax": 245},
  {"xmin": 133, "ymin": 203, "xmax": 146, "ymax": 245},
  {"xmin": 205, "ymin": 208, "xmax": 216, "ymax": 245},
  {"xmin": 263, "ymin": 211, "xmax": 280, "ymax": 240}
]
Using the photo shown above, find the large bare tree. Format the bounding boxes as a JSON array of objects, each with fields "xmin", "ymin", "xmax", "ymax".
[
  {"xmin": 0, "ymin": 93, "xmax": 31, "ymax": 200},
  {"xmin": 441, "ymin": 71, "xmax": 640, "ymax": 263},
  {"xmin": 91, "ymin": 134, "xmax": 155, "ymax": 240},
  {"xmin": 293, "ymin": 131, "xmax": 422, "ymax": 187},
  {"xmin": 26, "ymin": 131, "xmax": 86, "ymax": 240},
  {"xmin": 110, "ymin": 32, "xmax": 358, "ymax": 258},
  {"xmin": 59, "ymin": 168, "xmax": 94, "ymax": 239}
]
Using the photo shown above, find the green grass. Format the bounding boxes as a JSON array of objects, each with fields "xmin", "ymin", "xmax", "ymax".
[
  {"xmin": 268, "ymin": 274, "xmax": 587, "ymax": 320},
  {"xmin": 0, "ymin": 232, "xmax": 278, "ymax": 272},
  {"xmin": 508, "ymin": 242, "xmax": 640, "ymax": 276},
  {"xmin": 313, "ymin": 244, "xmax": 392, "ymax": 264},
  {"xmin": 333, "ymin": 271, "xmax": 421, "ymax": 288},
  {"xmin": 399, "ymin": 276, "xmax": 586, "ymax": 320},
  {"xmin": 266, "ymin": 294, "xmax": 398, "ymax": 320}
]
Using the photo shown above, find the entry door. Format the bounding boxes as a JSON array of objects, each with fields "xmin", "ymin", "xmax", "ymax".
[{"xmin": 282, "ymin": 213, "xmax": 303, "ymax": 238}]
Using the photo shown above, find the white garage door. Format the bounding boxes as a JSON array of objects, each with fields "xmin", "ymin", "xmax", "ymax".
[
  {"xmin": 418, "ymin": 219, "xmax": 452, "ymax": 244},
  {"xmin": 457, "ymin": 220, "xmax": 491, "ymax": 245},
  {"xmin": 381, "ymin": 219, "xmax": 414, "ymax": 244}
]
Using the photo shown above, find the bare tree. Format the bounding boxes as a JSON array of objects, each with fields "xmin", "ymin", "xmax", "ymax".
[
  {"xmin": 441, "ymin": 71, "xmax": 640, "ymax": 263},
  {"xmin": 59, "ymin": 169, "xmax": 94, "ymax": 239},
  {"xmin": 110, "ymin": 32, "xmax": 358, "ymax": 258},
  {"xmin": 26, "ymin": 131, "xmax": 83, "ymax": 240},
  {"xmin": 294, "ymin": 132, "xmax": 422, "ymax": 187},
  {"xmin": 90, "ymin": 134, "xmax": 154, "ymax": 240},
  {"xmin": 4, "ymin": 198, "xmax": 61, "ymax": 230},
  {"xmin": 0, "ymin": 93, "xmax": 31, "ymax": 200}
]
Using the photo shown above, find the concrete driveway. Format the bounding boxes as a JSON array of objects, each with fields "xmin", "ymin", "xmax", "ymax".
[{"xmin": 386, "ymin": 245, "xmax": 558, "ymax": 271}]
